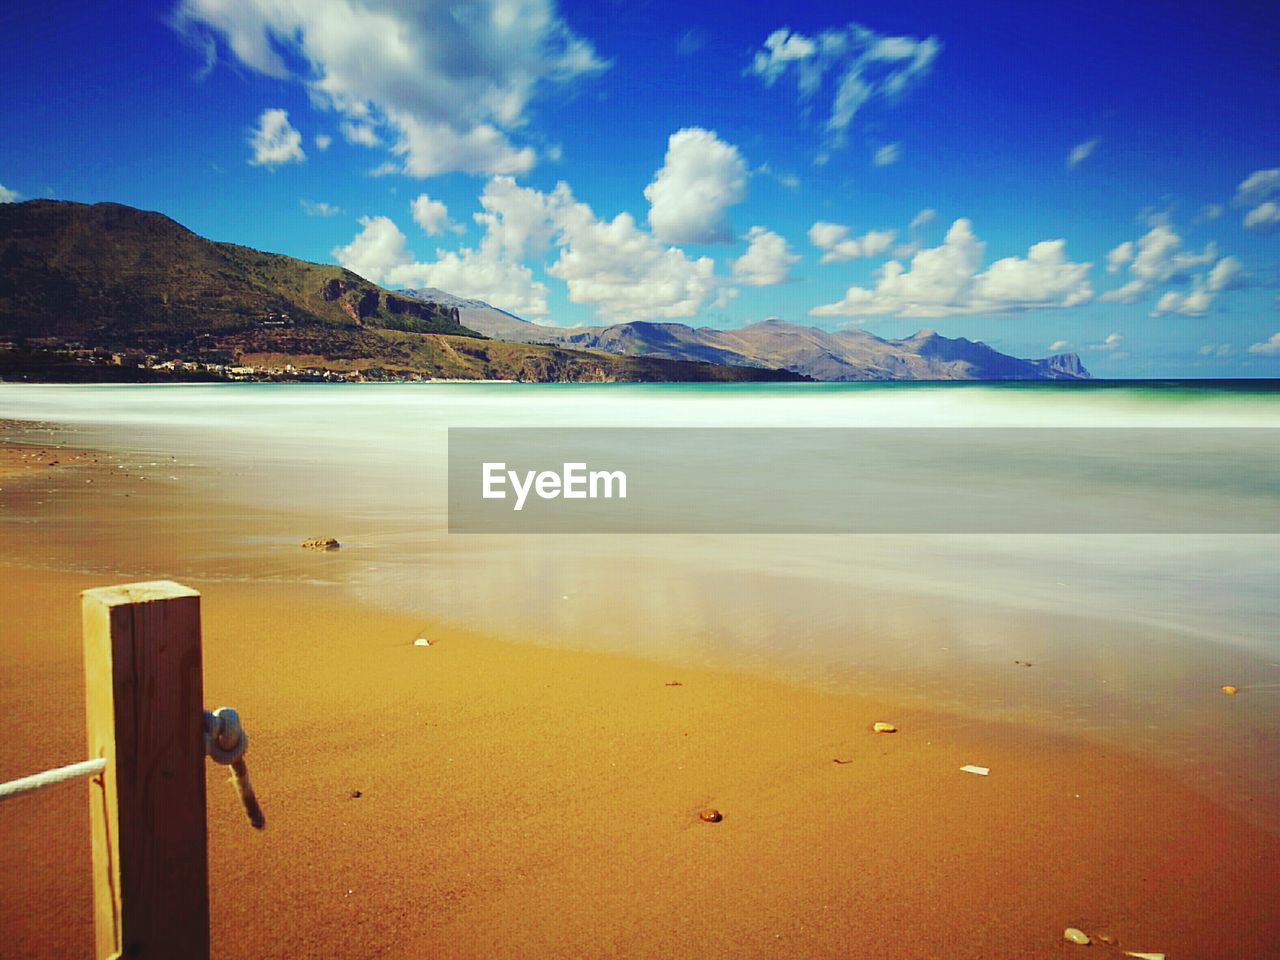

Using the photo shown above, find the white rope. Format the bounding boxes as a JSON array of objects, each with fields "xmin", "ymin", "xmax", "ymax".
[{"xmin": 0, "ymin": 757, "xmax": 107, "ymax": 802}]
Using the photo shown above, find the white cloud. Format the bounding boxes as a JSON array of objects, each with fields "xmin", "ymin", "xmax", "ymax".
[
  {"xmin": 1149, "ymin": 256, "xmax": 1241, "ymax": 317},
  {"xmin": 390, "ymin": 247, "xmax": 548, "ymax": 316},
  {"xmin": 1234, "ymin": 168, "xmax": 1280, "ymax": 207},
  {"xmin": 1247, "ymin": 332, "xmax": 1280, "ymax": 356},
  {"xmin": 1066, "ymin": 138, "xmax": 1098, "ymax": 170},
  {"xmin": 1099, "ymin": 225, "xmax": 1217, "ymax": 302},
  {"xmin": 331, "ymin": 215, "xmax": 548, "ymax": 316},
  {"xmin": 1105, "ymin": 225, "xmax": 1244, "ymax": 317},
  {"xmin": 873, "ymin": 143, "xmax": 900, "ymax": 166},
  {"xmin": 248, "ymin": 108, "xmax": 305, "ymax": 167},
  {"xmin": 300, "ymin": 199, "xmax": 341, "ymax": 217},
  {"xmin": 732, "ymin": 227, "xmax": 800, "ymax": 286},
  {"xmin": 1131, "ymin": 226, "xmax": 1216, "ymax": 280},
  {"xmin": 1234, "ymin": 168, "xmax": 1280, "ymax": 231},
  {"xmin": 473, "ymin": 176, "xmax": 725, "ymax": 320},
  {"xmin": 749, "ymin": 28, "xmax": 817, "ymax": 83},
  {"xmin": 340, "ymin": 121, "xmax": 381, "ymax": 148},
  {"xmin": 1243, "ymin": 201, "xmax": 1280, "ymax": 232},
  {"xmin": 644, "ymin": 128, "xmax": 747, "ymax": 244},
  {"xmin": 410, "ymin": 193, "xmax": 462, "ymax": 236},
  {"xmin": 0, "ymin": 183, "xmax": 19, "ymax": 203},
  {"xmin": 1048, "ymin": 339, "xmax": 1070, "ymax": 352},
  {"xmin": 549, "ymin": 195, "xmax": 720, "ymax": 322},
  {"xmin": 1135, "ymin": 205, "xmax": 1174, "ymax": 229},
  {"xmin": 391, "ymin": 115, "xmax": 535, "ymax": 177},
  {"xmin": 314, "ymin": 133, "xmax": 332, "ymax": 151},
  {"xmin": 473, "ymin": 176, "xmax": 568, "ymax": 260},
  {"xmin": 1199, "ymin": 343, "xmax": 1234, "ymax": 358},
  {"xmin": 1152, "ymin": 272, "xmax": 1237, "ymax": 319},
  {"xmin": 908, "ymin": 208, "xmax": 935, "ymax": 231},
  {"xmin": 713, "ymin": 287, "xmax": 740, "ymax": 309},
  {"xmin": 749, "ymin": 23, "xmax": 940, "ymax": 148},
  {"xmin": 176, "ymin": 0, "xmax": 606, "ymax": 178},
  {"xmin": 1105, "ymin": 240, "xmax": 1134, "ymax": 273},
  {"xmin": 810, "ymin": 219, "xmax": 1092, "ymax": 318},
  {"xmin": 1207, "ymin": 255, "xmax": 1245, "ymax": 292},
  {"xmin": 1151, "ymin": 282, "xmax": 1211, "ymax": 317},
  {"xmin": 808, "ymin": 221, "xmax": 895, "ymax": 262},
  {"xmin": 339, "ymin": 175, "xmax": 728, "ymax": 323},
  {"xmin": 1195, "ymin": 203, "xmax": 1223, "ymax": 222},
  {"xmin": 331, "ymin": 215, "xmax": 411, "ymax": 284},
  {"xmin": 1101, "ymin": 279, "xmax": 1146, "ymax": 303},
  {"xmin": 975, "ymin": 239, "xmax": 1094, "ymax": 307},
  {"xmin": 1090, "ymin": 333, "xmax": 1123, "ymax": 351}
]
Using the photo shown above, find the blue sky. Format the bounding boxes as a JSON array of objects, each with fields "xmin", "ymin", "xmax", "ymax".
[{"xmin": 1, "ymin": 0, "xmax": 1279, "ymax": 375}]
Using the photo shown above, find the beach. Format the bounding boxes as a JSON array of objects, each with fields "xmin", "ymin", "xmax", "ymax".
[
  {"xmin": 1, "ymin": 383, "xmax": 1279, "ymax": 958},
  {"xmin": 5, "ymin": 558, "xmax": 1280, "ymax": 959}
]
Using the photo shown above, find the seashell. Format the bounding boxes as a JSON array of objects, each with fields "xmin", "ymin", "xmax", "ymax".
[
  {"xmin": 413, "ymin": 637, "xmax": 431, "ymax": 647},
  {"xmin": 872, "ymin": 722, "xmax": 897, "ymax": 734},
  {"xmin": 1063, "ymin": 927, "xmax": 1090, "ymax": 945},
  {"xmin": 1221, "ymin": 685, "xmax": 1238, "ymax": 695},
  {"xmin": 698, "ymin": 808, "xmax": 723, "ymax": 823},
  {"xmin": 1096, "ymin": 932, "xmax": 1118, "ymax": 945}
]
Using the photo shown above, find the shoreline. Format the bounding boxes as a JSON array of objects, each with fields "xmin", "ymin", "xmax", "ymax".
[{"xmin": 1, "ymin": 434, "xmax": 1279, "ymax": 957}]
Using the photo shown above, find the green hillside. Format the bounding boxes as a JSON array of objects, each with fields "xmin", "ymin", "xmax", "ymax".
[{"xmin": 0, "ymin": 200, "xmax": 474, "ymax": 342}]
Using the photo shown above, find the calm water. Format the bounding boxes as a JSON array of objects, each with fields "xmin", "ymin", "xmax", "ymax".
[{"xmin": 3, "ymin": 381, "xmax": 1279, "ymax": 827}]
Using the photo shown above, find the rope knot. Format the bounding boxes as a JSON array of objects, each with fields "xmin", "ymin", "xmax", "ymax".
[{"xmin": 203, "ymin": 707, "xmax": 248, "ymax": 765}]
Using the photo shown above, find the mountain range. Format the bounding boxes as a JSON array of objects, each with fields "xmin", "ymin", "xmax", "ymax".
[
  {"xmin": 402, "ymin": 288, "xmax": 1090, "ymax": 381},
  {"xmin": 0, "ymin": 201, "xmax": 802, "ymax": 382},
  {"xmin": 0, "ymin": 200, "xmax": 1088, "ymax": 382}
]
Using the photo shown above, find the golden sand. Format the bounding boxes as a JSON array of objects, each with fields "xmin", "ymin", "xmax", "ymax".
[{"xmin": 0, "ymin": 443, "xmax": 1277, "ymax": 958}]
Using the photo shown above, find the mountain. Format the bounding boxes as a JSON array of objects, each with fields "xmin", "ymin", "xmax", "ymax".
[
  {"xmin": 403, "ymin": 287, "xmax": 535, "ymax": 340},
  {"xmin": 403, "ymin": 290, "xmax": 1091, "ymax": 381},
  {"xmin": 0, "ymin": 202, "xmax": 805, "ymax": 383},
  {"xmin": 0, "ymin": 200, "xmax": 475, "ymax": 340}
]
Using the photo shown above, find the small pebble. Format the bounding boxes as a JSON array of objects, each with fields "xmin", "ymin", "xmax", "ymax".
[
  {"xmin": 1221, "ymin": 685, "xmax": 1238, "ymax": 695},
  {"xmin": 698, "ymin": 808, "xmax": 722, "ymax": 823},
  {"xmin": 302, "ymin": 537, "xmax": 341, "ymax": 551},
  {"xmin": 1063, "ymin": 927, "xmax": 1091, "ymax": 945},
  {"xmin": 350, "ymin": 790, "xmax": 362, "ymax": 799},
  {"xmin": 872, "ymin": 722, "xmax": 897, "ymax": 734},
  {"xmin": 413, "ymin": 637, "xmax": 430, "ymax": 647},
  {"xmin": 1096, "ymin": 933, "xmax": 1118, "ymax": 946}
]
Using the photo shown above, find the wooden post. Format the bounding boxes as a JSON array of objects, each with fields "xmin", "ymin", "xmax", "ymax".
[{"xmin": 82, "ymin": 581, "xmax": 210, "ymax": 960}]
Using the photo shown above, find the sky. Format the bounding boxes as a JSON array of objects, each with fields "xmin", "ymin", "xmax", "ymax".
[{"xmin": 1, "ymin": 0, "xmax": 1279, "ymax": 376}]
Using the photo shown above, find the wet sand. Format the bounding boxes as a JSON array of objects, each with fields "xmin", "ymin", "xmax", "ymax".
[{"xmin": 1, "ymin": 441, "xmax": 1279, "ymax": 958}]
